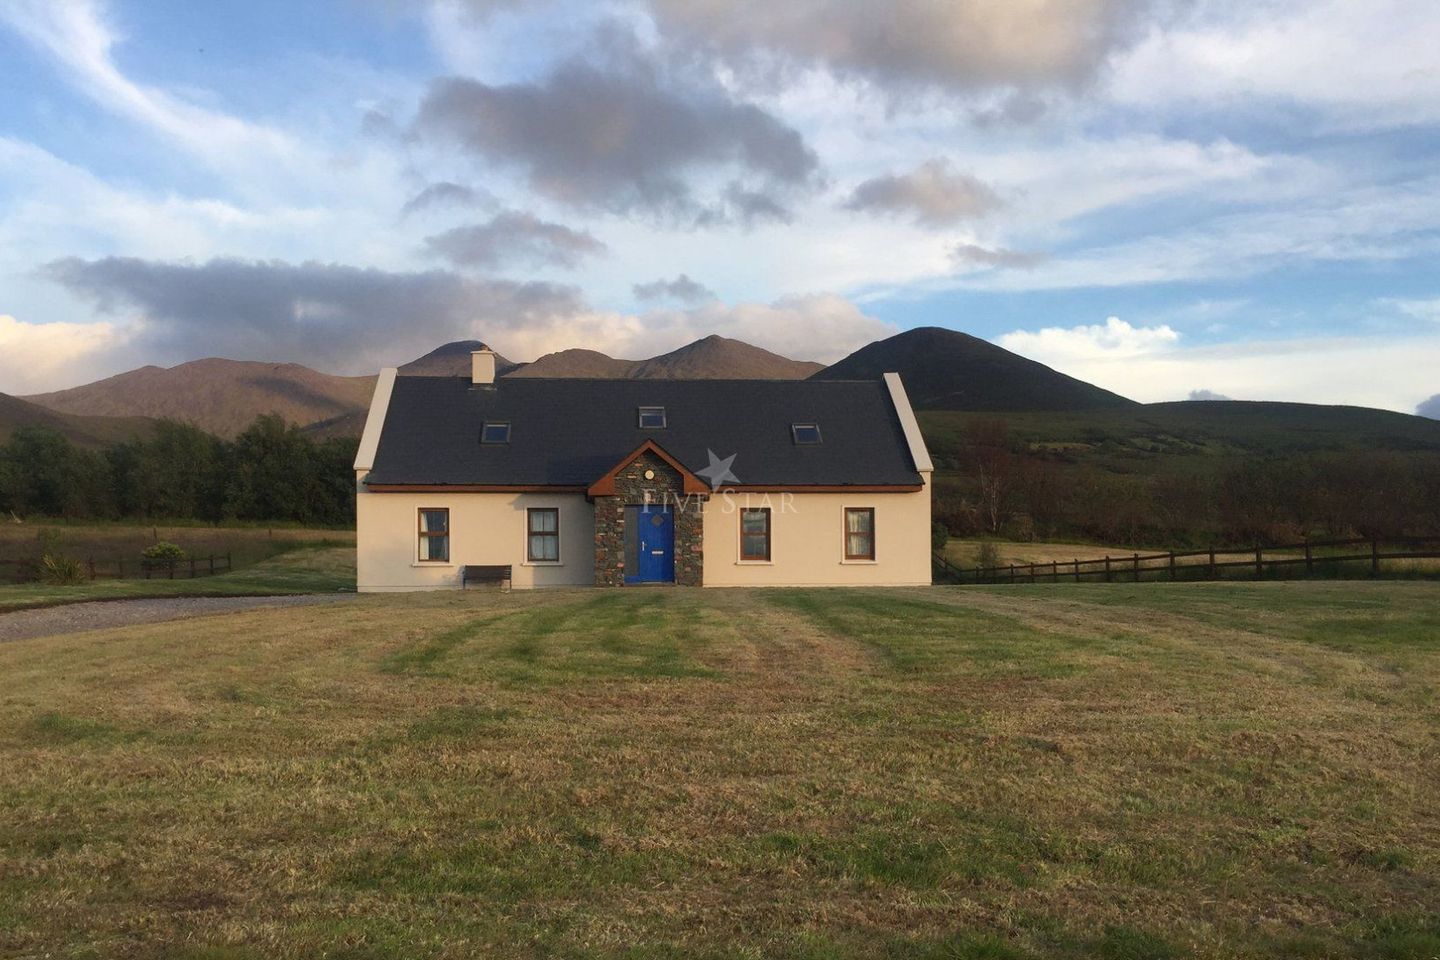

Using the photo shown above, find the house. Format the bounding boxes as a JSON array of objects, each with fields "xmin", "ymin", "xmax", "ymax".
[{"xmin": 353, "ymin": 348, "xmax": 933, "ymax": 590}]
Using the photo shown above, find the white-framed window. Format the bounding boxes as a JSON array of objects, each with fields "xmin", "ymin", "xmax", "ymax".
[
  {"xmin": 481, "ymin": 421, "xmax": 511, "ymax": 444},
  {"xmin": 637, "ymin": 406, "xmax": 667, "ymax": 429},
  {"xmin": 418, "ymin": 508, "xmax": 450, "ymax": 562},
  {"xmin": 527, "ymin": 507, "xmax": 560, "ymax": 562}
]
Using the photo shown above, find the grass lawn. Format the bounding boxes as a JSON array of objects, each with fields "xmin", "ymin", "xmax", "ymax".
[
  {"xmin": 0, "ymin": 545, "xmax": 355, "ymax": 612},
  {"xmin": 1, "ymin": 582, "xmax": 1437, "ymax": 958}
]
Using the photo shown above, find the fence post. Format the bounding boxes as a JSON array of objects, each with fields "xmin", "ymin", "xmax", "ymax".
[
  {"xmin": 1255, "ymin": 543, "xmax": 1263, "ymax": 580},
  {"xmin": 1052, "ymin": 560, "xmax": 1058, "ymax": 583},
  {"xmin": 1372, "ymin": 537, "xmax": 1380, "ymax": 577},
  {"xmin": 1009, "ymin": 563, "xmax": 1016, "ymax": 584},
  {"xmin": 975, "ymin": 565, "xmax": 982, "ymax": 583},
  {"xmin": 1074, "ymin": 559, "xmax": 1080, "ymax": 582},
  {"xmin": 1169, "ymin": 552, "xmax": 1176, "ymax": 581},
  {"xmin": 1104, "ymin": 556, "xmax": 1112, "ymax": 582},
  {"xmin": 1305, "ymin": 540, "xmax": 1313, "ymax": 575},
  {"xmin": 209, "ymin": 555, "xmax": 215, "ymax": 575},
  {"xmin": 1133, "ymin": 552, "xmax": 1141, "ymax": 582},
  {"xmin": 1208, "ymin": 547, "xmax": 1216, "ymax": 579},
  {"xmin": 87, "ymin": 557, "xmax": 95, "ymax": 580}
]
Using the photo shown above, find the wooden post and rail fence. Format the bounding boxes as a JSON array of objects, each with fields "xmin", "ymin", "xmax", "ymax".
[
  {"xmin": 932, "ymin": 536, "xmax": 1440, "ymax": 585},
  {"xmin": 0, "ymin": 554, "xmax": 233, "ymax": 584}
]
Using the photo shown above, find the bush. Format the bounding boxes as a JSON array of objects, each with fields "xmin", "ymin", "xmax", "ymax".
[
  {"xmin": 976, "ymin": 540, "xmax": 1002, "ymax": 571},
  {"xmin": 39, "ymin": 554, "xmax": 87, "ymax": 585},
  {"xmin": 930, "ymin": 522, "xmax": 949, "ymax": 553},
  {"xmin": 142, "ymin": 541, "xmax": 188, "ymax": 561}
]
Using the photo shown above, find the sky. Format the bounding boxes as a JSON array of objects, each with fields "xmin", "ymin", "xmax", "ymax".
[{"xmin": 1, "ymin": 0, "xmax": 1438, "ymax": 415}]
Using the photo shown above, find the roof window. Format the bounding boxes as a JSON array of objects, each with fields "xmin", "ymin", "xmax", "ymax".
[
  {"xmin": 480, "ymin": 421, "xmax": 511, "ymax": 444},
  {"xmin": 637, "ymin": 406, "xmax": 667, "ymax": 429},
  {"xmin": 791, "ymin": 423, "xmax": 822, "ymax": 444}
]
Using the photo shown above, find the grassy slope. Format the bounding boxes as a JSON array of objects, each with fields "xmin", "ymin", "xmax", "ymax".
[
  {"xmin": 1, "ymin": 584, "xmax": 1436, "ymax": 958},
  {"xmin": 921, "ymin": 400, "xmax": 1440, "ymax": 482},
  {"xmin": 0, "ymin": 391, "xmax": 153, "ymax": 448}
]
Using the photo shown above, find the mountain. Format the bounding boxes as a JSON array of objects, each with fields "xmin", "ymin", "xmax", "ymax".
[
  {"xmin": 21, "ymin": 359, "xmax": 376, "ymax": 439},
  {"xmin": 0, "ymin": 392, "xmax": 152, "ymax": 447},
  {"xmin": 813, "ymin": 326, "xmax": 1135, "ymax": 411},
  {"xmin": 399, "ymin": 340, "xmax": 520, "ymax": 377},
  {"xmin": 509, "ymin": 335, "xmax": 825, "ymax": 380}
]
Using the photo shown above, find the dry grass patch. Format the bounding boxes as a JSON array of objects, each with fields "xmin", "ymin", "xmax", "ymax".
[{"xmin": 0, "ymin": 584, "xmax": 1436, "ymax": 958}]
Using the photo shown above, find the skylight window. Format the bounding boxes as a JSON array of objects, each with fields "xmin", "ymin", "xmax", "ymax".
[
  {"xmin": 791, "ymin": 423, "xmax": 822, "ymax": 445},
  {"xmin": 480, "ymin": 421, "xmax": 511, "ymax": 444},
  {"xmin": 637, "ymin": 406, "xmax": 667, "ymax": 429}
]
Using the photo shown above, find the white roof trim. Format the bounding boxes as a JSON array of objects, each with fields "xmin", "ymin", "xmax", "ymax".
[
  {"xmin": 883, "ymin": 371, "xmax": 933, "ymax": 474},
  {"xmin": 353, "ymin": 367, "xmax": 398, "ymax": 472}
]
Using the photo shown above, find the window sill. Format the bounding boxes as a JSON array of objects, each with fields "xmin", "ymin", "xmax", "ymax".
[
  {"xmin": 522, "ymin": 561, "xmax": 564, "ymax": 567},
  {"xmin": 412, "ymin": 562, "xmax": 454, "ymax": 568},
  {"xmin": 840, "ymin": 559, "xmax": 878, "ymax": 565},
  {"xmin": 736, "ymin": 560, "xmax": 773, "ymax": 565}
]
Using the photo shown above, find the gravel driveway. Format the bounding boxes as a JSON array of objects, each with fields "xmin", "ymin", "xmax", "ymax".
[{"xmin": 0, "ymin": 594, "xmax": 356, "ymax": 643}]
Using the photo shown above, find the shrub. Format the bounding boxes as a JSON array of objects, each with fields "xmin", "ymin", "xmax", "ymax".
[
  {"xmin": 142, "ymin": 541, "xmax": 188, "ymax": 561},
  {"xmin": 976, "ymin": 540, "xmax": 1002, "ymax": 572},
  {"xmin": 39, "ymin": 554, "xmax": 86, "ymax": 585},
  {"xmin": 930, "ymin": 522, "xmax": 949, "ymax": 553}
]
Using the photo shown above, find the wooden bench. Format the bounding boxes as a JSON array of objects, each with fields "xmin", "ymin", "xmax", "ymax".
[{"xmin": 462, "ymin": 564, "xmax": 512, "ymax": 591}]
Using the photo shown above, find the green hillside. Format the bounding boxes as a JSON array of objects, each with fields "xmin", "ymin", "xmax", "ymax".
[
  {"xmin": 922, "ymin": 400, "xmax": 1440, "ymax": 477},
  {"xmin": 923, "ymin": 401, "xmax": 1440, "ymax": 545}
]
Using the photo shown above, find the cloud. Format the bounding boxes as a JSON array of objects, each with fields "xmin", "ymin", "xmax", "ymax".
[
  {"xmin": 0, "ymin": 0, "xmax": 295, "ymax": 173},
  {"xmin": 0, "ymin": 314, "xmax": 135, "ymax": 395},
  {"xmin": 490, "ymin": 292, "xmax": 896, "ymax": 366},
  {"xmin": 846, "ymin": 160, "xmax": 1001, "ymax": 226},
  {"xmin": 632, "ymin": 274, "xmax": 716, "ymax": 304},
  {"xmin": 30, "ymin": 255, "xmax": 887, "ymax": 382},
  {"xmin": 424, "ymin": 211, "xmax": 607, "ymax": 269},
  {"xmin": 998, "ymin": 321, "xmax": 1440, "ymax": 412},
  {"xmin": 411, "ymin": 37, "xmax": 818, "ymax": 220},
  {"xmin": 1418, "ymin": 395, "xmax": 1440, "ymax": 419},
  {"xmin": 1377, "ymin": 297, "xmax": 1440, "ymax": 324},
  {"xmin": 400, "ymin": 182, "xmax": 496, "ymax": 217},
  {"xmin": 643, "ymin": 0, "xmax": 1164, "ymax": 95},
  {"xmin": 998, "ymin": 316, "xmax": 1180, "ymax": 361},
  {"xmin": 1187, "ymin": 389, "xmax": 1232, "ymax": 401},
  {"xmin": 40, "ymin": 256, "xmax": 586, "ymax": 375},
  {"xmin": 951, "ymin": 243, "xmax": 1046, "ymax": 269},
  {"xmin": 1108, "ymin": 0, "xmax": 1440, "ymax": 130}
]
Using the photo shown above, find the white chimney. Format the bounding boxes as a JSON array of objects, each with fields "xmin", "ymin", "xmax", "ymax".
[{"xmin": 471, "ymin": 346, "xmax": 496, "ymax": 385}]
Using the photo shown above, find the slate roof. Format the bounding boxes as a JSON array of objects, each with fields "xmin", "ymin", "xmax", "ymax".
[{"xmin": 365, "ymin": 377, "xmax": 924, "ymax": 487}]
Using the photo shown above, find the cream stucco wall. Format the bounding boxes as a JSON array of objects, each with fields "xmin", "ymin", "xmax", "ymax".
[
  {"xmin": 357, "ymin": 478, "xmax": 931, "ymax": 590},
  {"xmin": 355, "ymin": 482, "xmax": 594, "ymax": 591},
  {"xmin": 700, "ymin": 479, "xmax": 932, "ymax": 587}
]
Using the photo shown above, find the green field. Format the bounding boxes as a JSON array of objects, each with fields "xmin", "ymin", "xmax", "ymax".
[
  {"xmin": 0, "ymin": 525, "xmax": 355, "ymax": 611},
  {"xmin": 2, "ymin": 582, "xmax": 1437, "ymax": 958}
]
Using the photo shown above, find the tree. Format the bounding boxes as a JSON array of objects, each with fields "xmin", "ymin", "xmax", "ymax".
[
  {"xmin": 226, "ymin": 414, "xmax": 318, "ymax": 522},
  {"xmin": 966, "ymin": 418, "xmax": 1014, "ymax": 534},
  {"xmin": 0, "ymin": 427, "xmax": 112, "ymax": 518}
]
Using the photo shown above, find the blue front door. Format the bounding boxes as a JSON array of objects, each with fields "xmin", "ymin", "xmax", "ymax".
[{"xmin": 626, "ymin": 505, "xmax": 675, "ymax": 584}]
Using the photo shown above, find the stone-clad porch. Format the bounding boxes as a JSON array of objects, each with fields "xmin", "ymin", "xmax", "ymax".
[{"xmin": 588, "ymin": 444, "xmax": 707, "ymax": 587}]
